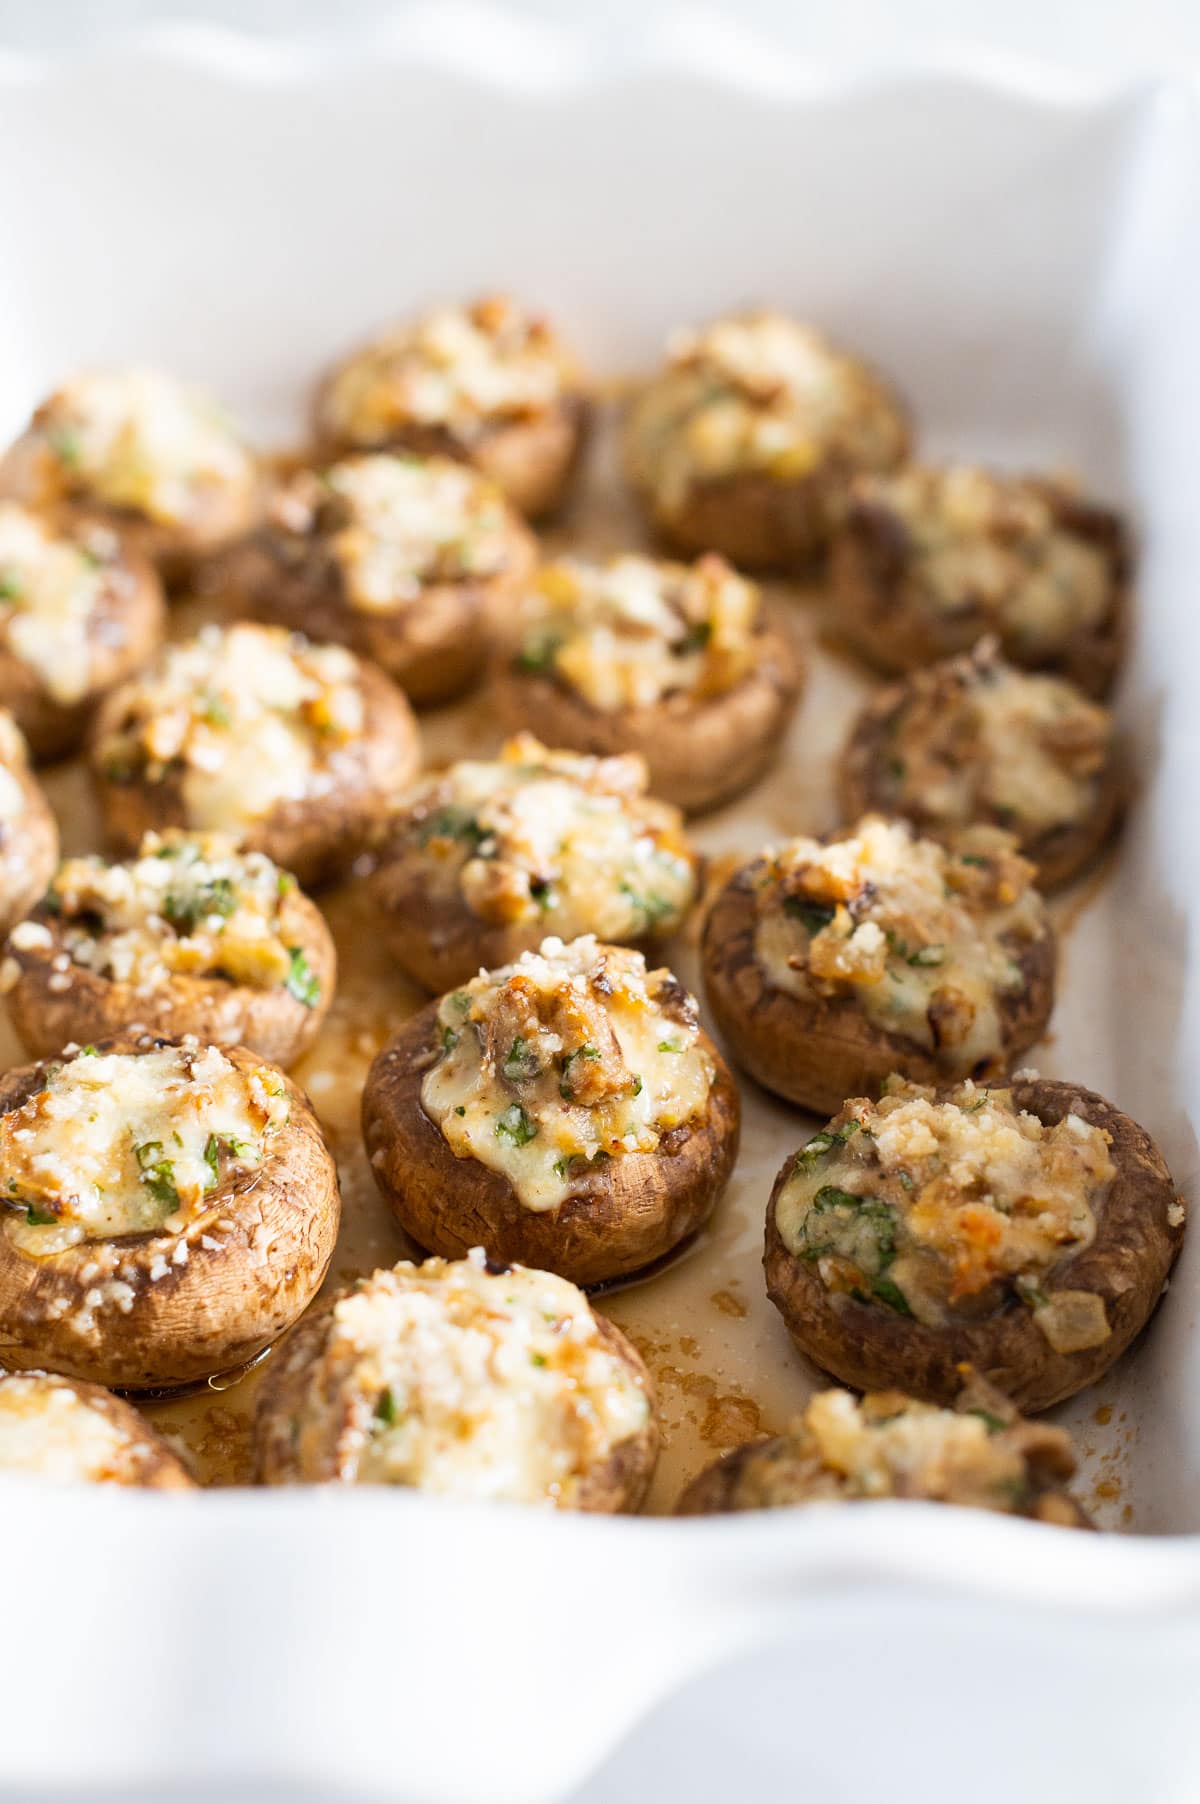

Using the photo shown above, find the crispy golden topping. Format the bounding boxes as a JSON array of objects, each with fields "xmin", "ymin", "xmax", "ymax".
[
  {"xmin": 422, "ymin": 936, "xmax": 713, "ymax": 1212},
  {"xmin": 96, "ymin": 623, "xmax": 366, "ymax": 828},
  {"xmin": 268, "ymin": 1251, "xmax": 649, "ymax": 1503},
  {"xmin": 26, "ymin": 831, "xmax": 316, "ymax": 1000},
  {"xmin": 25, "ymin": 368, "xmax": 255, "ymax": 528},
  {"xmin": 775, "ymin": 1079, "xmax": 1114, "ymax": 1338},
  {"xmin": 385, "ymin": 734, "xmax": 696, "ymax": 935},
  {"xmin": 866, "ymin": 641, "xmax": 1113, "ymax": 838},
  {"xmin": 511, "ymin": 553, "xmax": 762, "ymax": 709},
  {"xmin": 848, "ymin": 464, "xmax": 1114, "ymax": 652},
  {"xmin": 270, "ymin": 453, "xmax": 520, "ymax": 612},
  {"xmin": 626, "ymin": 310, "xmax": 906, "ymax": 515},
  {"xmin": 321, "ymin": 295, "xmax": 578, "ymax": 447},
  {"xmin": 0, "ymin": 1372, "xmax": 183, "ymax": 1486},
  {"xmin": 704, "ymin": 1375, "xmax": 1082, "ymax": 1517},
  {"xmin": 755, "ymin": 816, "xmax": 1049, "ymax": 1072},
  {"xmin": 0, "ymin": 1042, "xmax": 290, "ymax": 1257}
]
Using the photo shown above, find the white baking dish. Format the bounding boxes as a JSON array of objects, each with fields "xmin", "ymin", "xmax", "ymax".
[{"xmin": 3, "ymin": 17, "xmax": 1200, "ymax": 1804}]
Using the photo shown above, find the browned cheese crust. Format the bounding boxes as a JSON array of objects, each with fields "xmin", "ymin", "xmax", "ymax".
[
  {"xmin": 253, "ymin": 1300, "xmax": 658, "ymax": 1513},
  {"xmin": 361, "ymin": 1002, "xmax": 741, "ymax": 1288},
  {"xmin": 837, "ymin": 657, "xmax": 1126, "ymax": 893},
  {"xmin": 0, "ymin": 526, "xmax": 167, "ymax": 763},
  {"xmin": 701, "ymin": 857, "xmax": 1055, "ymax": 1116},
  {"xmin": 312, "ymin": 386, "xmax": 592, "ymax": 524},
  {"xmin": 217, "ymin": 481, "xmax": 538, "ymax": 708},
  {"xmin": 830, "ymin": 484, "xmax": 1129, "ymax": 700},
  {"xmin": 493, "ymin": 627, "xmax": 802, "ymax": 816},
  {"xmin": 0, "ymin": 1370, "xmax": 197, "ymax": 1489},
  {"xmin": 88, "ymin": 656, "xmax": 421, "ymax": 888},
  {"xmin": 763, "ymin": 1078, "xmax": 1184, "ymax": 1411},
  {"xmin": 0, "ymin": 1035, "xmax": 340, "ymax": 1391},
  {"xmin": 4, "ymin": 886, "xmax": 336, "ymax": 1068}
]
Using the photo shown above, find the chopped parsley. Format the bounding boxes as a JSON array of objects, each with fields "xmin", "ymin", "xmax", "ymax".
[
  {"xmin": 418, "ymin": 807, "xmax": 487, "ymax": 852},
  {"xmin": 495, "ymin": 1103, "xmax": 537, "ymax": 1146},
  {"xmin": 164, "ymin": 876, "xmax": 238, "ymax": 931},
  {"xmin": 285, "ymin": 946, "xmax": 321, "ymax": 1008},
  {"xmin": 967, "ymin": 1407, "xmax": 1008, "ymax": 1434},
  {"xmin": 559, "ymin": 1044, "xmax": 600, "ymax": 1097},
  {"xmin": 503, "ymin": 1036, "xmax": 540, "ymax": 1082},
  {"xmin": 618, "ymin": 882, "xmax": 676, "ymax": 930},
  {"xmin": 203, "ymin": 1134, "xmax": 221, "ymax": 1188},
  {"xmin": 24, "ymin": 1206, "xmax": 57, "ymax": 1226},
  {"xmin": 515, "ymin": 634, "xmax": 563, "ymax": 674},
  {"xmin": 657, "ymin": 1038, "xmax": 683, "ymax": 1054},
  {"xmin": 375, "ymin": 1387, "xmax": 397, "ymax": 1426},
  {"xmin": 793, "ymin": 1120, "xmax": 859, "ymax": 1172},
  {"xmin": 783, "ymin": 897, "xmax": 836, "ymax": 935}
]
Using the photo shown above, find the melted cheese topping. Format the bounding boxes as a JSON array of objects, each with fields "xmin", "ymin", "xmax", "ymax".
[
  {"xmin": 388, "ymin": 734, "xmax": 696, "ymax": 935},
  {"xmin": 0, "ymin": 503, "xmax": 113, "ymax": 704},
  {"xmin": 755, "ymin": 817, "xmax": 1048, "ymax": 1072},
  {"xmin": 876, "ymin": 645, "xmax": 1113, "ymax": 837},
  {"xmin": 512, "ymin": 553, "xmax": 761, "ymax": 709},
  {"xmin": 308, "ymin": 454, "xmax": 518, "ymax": 612},
  {"xmin": 96, "ymin": 623, "xmax": 366, "ymax": 827},
  {"xmin": 0, "ymin": 712, "xmax": 28, "ymax": 824},
  {"xmin": 626, "ymin": 311, "xmax": 906, "ymax": 515},
  {"xmin": 721, "ymin": 1384, "xmax": 1080, "ymax": 1515},
  {"xmin": 0, "ymin": 1374, "xmax": 144, "ymax": 1483},
  {"xmin": 422, "ymin": 936, "xmax": 714, "ymax": 1212},
  {"xmin": 322, "ymin": 296, "xmax": 577, "ymax": 447},
  {"xmin": 37, "ymin": 832, "xmax": 311, "ymax": 997},
  {"xmin": 775, "ymin": 1079, "xmax": 1115, "ymax": 1336},
  {"xmin": 31, "ymin": 368, "xmax": 255, "ymax": 528},
  {"xmin": 852, "ymin": 465, "xmax": 1113, "ymax": 650},
  {"xmin": 0, "ymin": 1043, "xmax": 290, "ymax": 1256},
  {"xmin": 280, "ymin": 1251, "xmax": 649, "ymax": 1502}
]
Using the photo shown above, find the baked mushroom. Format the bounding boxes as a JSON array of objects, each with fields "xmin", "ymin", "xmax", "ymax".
[
  {"xmin": 702, "ymin": 815, "xmax": 1055, "ymax": 1115},
  {"xmin": 623, "ymin": 309, "xmax": 908, "ymax": 568},
  {"xmin": 0, "ymin": 710, "xmax": 58, "ymax": 939},
  {"xmin": 676, "ymin": 1371, "xmax": 1091, "ymax": 1526},
  {"xmin": 493, "ymin": 553, "xmax": 801, "ymax": 814},
  {"xmin": 0, "ymin": 1034, "xmax": 340, "ymax": 1391},
  {"xmin": 764, "ymin": 1075, "xmax": 1185, "ymax": 1411},
  {"xmin": 3, "ymin": 831, "xmax": 335, "ymax": 1067},
  {"xmin": 829, "ymin": 463, "xmax": 1128, "ymax": 698},
  {"xmin": 0, "ymin": 368, "xmax": 262, "ymax": 586},
  {"xmin": 255, "ymin": 1249, "xmax": 658, "ymax": 1511},
  {"xmin": 220, "ymin": 453, "xmax": 537, "ymax": 707},
  {"xmin": 313, "ymin": 295, "xmax": 590, "ymax": 521},
  {"xmin": 839, "ymin": 640, "xmax": 1123, "ymax": 891},
  {"xmin": 370, "ymin": 733, "xmax": 699, "ymax": 992},
  {"xmin": 89, "ymin": 621, "xmax": 420, "ymax": 887},
  {"xmin": 0, "ymin": 1369, "xmax": 194, "ymax": 1489},
  {"xmin": 0, "ymin": 502, "xmax": 166, "ymax": 761},
  {"xmin": 362, "ymin": 935, "xmax": 740, "ymax": 1288}
]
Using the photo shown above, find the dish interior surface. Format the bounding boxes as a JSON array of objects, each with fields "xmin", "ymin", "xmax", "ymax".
[{"xmin": 0, "ymin": 52, "xmax": 1198, "ymax": 1542}]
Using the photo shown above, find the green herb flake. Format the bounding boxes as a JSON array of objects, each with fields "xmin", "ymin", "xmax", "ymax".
[
  {"xmin": 285, "ymin": 946, "xmax": 321, "ymax": 1008},
  {"xmin": 783, "ymin": 897, "xmax": 836, "ymax": 935},
  {"xmin": 375, "ymin": 1387, "xmax": 397, "ymax": 1426},
  {"xmin": 968, "ymin": 1407, "xmax": 1008, "ymax": 1434},
  {"xmin": 203, "ymin": 1134, "xmax": 221, "ymax": 1189},
  {"xmin": 24, "ymin": 1206, "xmax": 57, "ymax": 1226},
  {"xmin": 495, "ymin": 1103, "xmax": 537, "ymax": 1147}
]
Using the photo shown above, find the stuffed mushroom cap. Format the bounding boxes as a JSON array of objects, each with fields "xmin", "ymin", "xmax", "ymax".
[
  {"xmin": 0, "ymin": 1033, "xmax": 340, "ymax": 1390},
  {"xmin": 220, "ymin": 452, "xmax": 537, "ymax": 706},
  {"xmin": 0, "ymin": 367, "xmax": 261, "ymax": 580},
  {"xmin": 0, "ymin": 501, "xmax": 166, "ymax": 761},
  {"xmin": 763, "ymin": 1075, "xmax": 1185, "ymax": 1410},
  {"xmin": 677, "ymin": 1371, "xmax": 1091, "ymax": 1525},
  {"xmin": 313, "ymin": 294, "xmax": 590, "ymax": 520},
  {"xmin": 0, "ymin": 1369, "xmax": 194, "ymax": 1489},
  {"xmin": 829, "ymin": 462, "xmax": 1128, "ymax": 697},
  {"xmin": 363, "ymin": 933, "xmax": 740, "ymax": 1286},
  {"xmin": 2, "ymin": 830, "xmax": 335, "ymax": 1066},
  {"xmin": 623, "ymin": 309, "xmax": 908, "ymax": 567},
  {"xmin": 370, "ymin": 733, "xmax": 699, "ymax": 992},
  {"xmin": 0, "ymin": 709, "xmax": 58, "ymax": 940},
  {"xmin": 494, "ymin": 552, "xmax": 801, "ymax": 813},
  {"xmin": 89, "ymin": 621, "xmax": 420, "ymax": 887},
  {"xmin": 838, "ymin": 638, "xmax": 1122, "ymax": 891},
  {"xmin": 255, "ymin": 1249, "xmax": 658, "ymax": 1511},
  {"xmin": 702, "ymin": 814, "xmax": 1055, "ymax": 1114}
]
